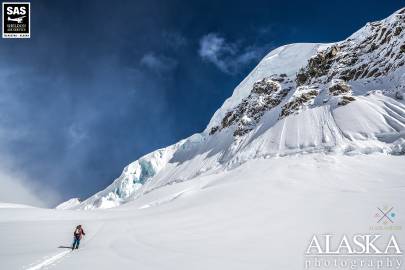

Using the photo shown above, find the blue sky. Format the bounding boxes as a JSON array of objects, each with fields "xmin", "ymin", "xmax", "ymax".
[{"xmin": 0, "ymin": 0, "xmax": 403, "ymax": 206}]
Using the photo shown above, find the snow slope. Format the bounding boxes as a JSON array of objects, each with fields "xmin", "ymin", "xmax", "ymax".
[
  {"xmin": 55, "ymin": 199, "xmax": 81, "ymax": 210},
  {"xmin": 73, "ymin": 8, "xmax": 405, "ymax": 210},
  {"xmin": 1, "ymin": 154, "xmax": 405, "ymax": 270}
]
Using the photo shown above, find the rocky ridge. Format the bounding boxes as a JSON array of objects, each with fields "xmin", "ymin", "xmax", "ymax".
[{"xmin": 209, "ymin": 8, "xmax": 405, "ymax": 137}]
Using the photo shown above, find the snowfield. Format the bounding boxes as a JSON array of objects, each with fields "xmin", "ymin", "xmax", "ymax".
[
  {"xmin": 1, "ymin": 8, "xmax": 405, "ymax": 270},
  {"xmin": 1, "ymin": 154, "xmax": 404, "ymax": 270}
]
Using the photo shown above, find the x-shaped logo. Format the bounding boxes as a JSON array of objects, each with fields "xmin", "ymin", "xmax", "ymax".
[{"xmin": 375, "ymin": 207, "xmax": 395, "ymax": 224}]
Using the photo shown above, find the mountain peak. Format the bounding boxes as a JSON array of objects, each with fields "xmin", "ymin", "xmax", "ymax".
[{"xmin": 77, "ymin": 10, "xmax": 405, "ymax": 209}]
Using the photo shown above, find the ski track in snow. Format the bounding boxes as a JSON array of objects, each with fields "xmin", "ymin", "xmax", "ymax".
[
  {"xmin": 23, "ymin": 222, "xmax": 106, "ymax": 270},
  {"xmin": 24, "ymin": 250, "xmax": 71, "ymax": 270}
]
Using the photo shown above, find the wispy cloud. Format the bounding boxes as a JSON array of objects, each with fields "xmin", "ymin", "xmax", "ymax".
[
  {"xmin": 198, "ymin": 33, "xmax": 266, "ymax": 74},
  {"xmin": 140, "ymin": 53, "xmax": 178, "ymax": 74},
  {"xmin": 68, "ymin": 123, "xmax": 89, "ymax": 148}
]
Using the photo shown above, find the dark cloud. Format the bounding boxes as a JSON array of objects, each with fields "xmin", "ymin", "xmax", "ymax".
[{"xmin": 0, "ymin": 49, "xmax": 176, "ymax": 206}]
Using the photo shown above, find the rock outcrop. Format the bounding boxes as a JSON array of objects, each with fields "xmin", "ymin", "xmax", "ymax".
[
  {"xmin": 210, "ymin": 9, "xmax": 405, "ymax": 138},
  {"xmin": 210, "ymin": 74, "xmax": 292, "ymax": 136}
]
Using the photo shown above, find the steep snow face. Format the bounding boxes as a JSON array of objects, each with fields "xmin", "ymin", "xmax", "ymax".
[{"xmin": 78, "ymin": 9, "xmax": 405, "ymax": 209}]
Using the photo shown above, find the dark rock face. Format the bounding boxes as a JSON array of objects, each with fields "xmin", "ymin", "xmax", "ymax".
[
  {"xmin": 395, "ymin": 91, "xmax": 404, "ymax": 100},
  {"xmin": 296, "ymin": 45, "xmax": 340, "ymax": 86},
  {"xmin": 296, "ymin": 14, "xmax": 405, "ymax": 86},
  {"xmin": 327, "ymin": 80, "xmax": 355, "ymax": 106},
  {"xmin": 329, "ymin": 81, "xmax": 351, "ymax": 96},
  {"xmin": 296, "ymin": 71, "xmax": 308, "ymax": 86},
  {"xmin": 251, "ymin": 79, "xmax": 279, "ymax": 95},
  {"xmin": 280, "ymin": 89, "xmax": 318, "ymax": 118},
  {"xmin": 338, "ymin": 96, "xmax": 356, "ymax": 106},
  {"xmin": 394, "ymin": 27, "xmax": 402, "ymax": 36},
  {"xmin": 208, "ymin": 126, "xmax": 219, "ymax": 135},
  {"xmin": 210, "ymin": 75, "xmax": 292, "ymax": 136}
]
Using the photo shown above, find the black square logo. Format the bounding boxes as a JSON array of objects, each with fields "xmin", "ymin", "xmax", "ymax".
[{"xmin": 2, "ymin": 2, "xmax": 30, "ymax": 38}]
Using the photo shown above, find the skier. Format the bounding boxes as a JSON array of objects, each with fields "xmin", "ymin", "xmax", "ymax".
[{"xmin": 72, "ymin": 225, "xmax": 85, "ymax": 250}]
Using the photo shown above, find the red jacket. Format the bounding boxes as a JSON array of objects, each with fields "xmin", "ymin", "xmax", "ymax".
[{"xmin": 74, "ymin": 227, "xmax": 85, "ymax": 239}]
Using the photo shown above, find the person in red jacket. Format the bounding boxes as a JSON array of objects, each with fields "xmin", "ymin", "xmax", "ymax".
[{"xmin": 72, "ymin": 225, "xmax": 85, "ymax": 250}]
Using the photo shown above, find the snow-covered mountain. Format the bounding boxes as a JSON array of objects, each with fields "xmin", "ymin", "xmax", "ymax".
[{"xmin": 74, "ymin": 8, "xmax": 405, "ymax": 210}]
